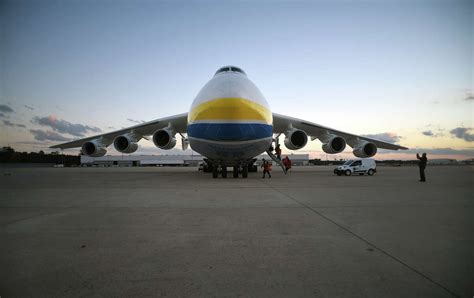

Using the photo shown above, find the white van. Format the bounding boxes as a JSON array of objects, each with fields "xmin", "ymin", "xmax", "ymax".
[{"xmin": 334, "ymin": 159, "xmax": 376, "ymax": 176}]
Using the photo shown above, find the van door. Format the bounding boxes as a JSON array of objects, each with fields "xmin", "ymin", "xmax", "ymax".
[{"xmin": 351, "ymin": 160, "xmax": 362, "ymax": 173}]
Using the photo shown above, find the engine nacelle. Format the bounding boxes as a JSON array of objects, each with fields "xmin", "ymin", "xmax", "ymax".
[
  {"xmin": 153, "ymin": 128, "xmax": 177, "ymax": 150},
  {"xmin": 81, "ymin": 140, "xmax": 107, "ymax": 157},
  {"xmin": 321, "ymin": 135, "xmax": 346, "ymax": 154},
  {"xmin": 284, "ymin": 128, "xmax": 308, "ymax": 150},
  {"xmin": 353, "ymin": 141, "xmax": 377, "ymax": 158},
  {"xmin": 113, "ymin": 134, "xmax": 138, "ymax": 154}
]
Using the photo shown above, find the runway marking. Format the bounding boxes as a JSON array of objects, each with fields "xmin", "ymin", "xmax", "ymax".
[{"xmin": 260, "ymin": 180, "xmax": 460, "ymax": 298}]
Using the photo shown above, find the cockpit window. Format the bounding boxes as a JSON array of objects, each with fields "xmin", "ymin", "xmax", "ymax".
[{"xmin": 215, "ymin": 66, "xmax": 246, "ymax": 76}]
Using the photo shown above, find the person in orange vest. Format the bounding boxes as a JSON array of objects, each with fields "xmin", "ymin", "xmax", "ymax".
[
  {"xmin": 275, "ymin": 144, "xmax": 282, "ymax": 160},
  {"xmin": 261, "ymin": 158, "xmax": 272, "ymax": 178}
]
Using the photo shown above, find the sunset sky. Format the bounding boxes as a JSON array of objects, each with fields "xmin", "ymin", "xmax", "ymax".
[{"xmin": 1, "ymin": 0, "xmax": 472, "ymax": 160}]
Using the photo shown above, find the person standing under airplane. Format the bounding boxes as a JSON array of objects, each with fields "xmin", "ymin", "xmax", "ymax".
[
  {"xmin": 416, "ymin": 153, "xmax": 428, "ymax": 182},
  {"xmin": 261, "ymin": 159, "xmax": 272, "ymax": 178}
]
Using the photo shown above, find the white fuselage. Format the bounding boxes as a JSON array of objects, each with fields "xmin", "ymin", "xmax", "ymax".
[{"xmin": 187, "ymin": 70, "xmax": 273, "ymax": 165}]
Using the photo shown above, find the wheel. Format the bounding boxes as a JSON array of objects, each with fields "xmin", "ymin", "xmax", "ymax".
[
  {"xmin": 345, "ymin": 170, "xmax": 351, "ymax": 176},
  {"xmin": 242, "ymin": 166, "xmax": 248, "ymax": 178},
  {"xmin": 368, "ymin": 169, "xmax": 375, "ymax": 176},
  {"xmin": 221, "ymin": 166, "xmax": 227, "ymax": 178},
  {"xmin": 212, "ymin": 165, "xmax": 218, "ymax": 178},
  {"xmin": 233, "ymin": 166, "xmax": 239, "ymax": 178}
]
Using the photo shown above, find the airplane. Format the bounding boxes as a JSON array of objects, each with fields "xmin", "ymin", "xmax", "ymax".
[{"xmin": 51, "ymin": 65, "xmax": 408, "ymax": 178}]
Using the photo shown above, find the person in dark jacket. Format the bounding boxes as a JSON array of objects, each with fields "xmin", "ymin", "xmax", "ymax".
[
  {"xmin": 275, "ymin": 144, "xmax": 282, "ymax": 160},
  {"xmin": 416, "ymin": 153, "xmax": 428, "ymax": 182}
]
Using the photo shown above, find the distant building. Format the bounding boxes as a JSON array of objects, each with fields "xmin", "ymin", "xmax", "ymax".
[
  {"xmin": 428, "ymin": 159, "xmax": 458, "ymax": 165},
  {"xmin": 81, "ymin": 154, "xmax": 204, "ymax": 167},
  {"xmin": 81, "ymin": 153, "xmax": 310, "ymax": 167},
  {"xmin": 255, "ymin": 154, "xmax": 310, "ymax": 166}
]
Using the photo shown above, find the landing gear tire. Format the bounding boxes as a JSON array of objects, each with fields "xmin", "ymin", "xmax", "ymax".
[
  {"xmin": 221, "ymin": 166, "xmax": 227, "ymax": 178},
  {"xmin": 233, "ymin": 167, "xmax": 239, "ymax": 178},
  {"xmin": 212, "ymin": 165, "xmax": 218, "ymax": 178},
  {"xmin": 242, "ymin": 166, "xmax": 248, "ymax": 178},
  {"xmin": 368, "ymin": 169, "xmax": 375, "ymax": 176},
  {"xmin": 345, "ymin": 170, "xmax": 351, "ymax": 176}
]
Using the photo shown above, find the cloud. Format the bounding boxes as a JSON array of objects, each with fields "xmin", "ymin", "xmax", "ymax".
[
  {"xmin": 432, "ymin": 100, "xmax": 440, "ymax": 104},
  {"xmin": 30, "ymin": 129, "xmax": 71, "ymax": 142},
  {"xmin": 32, "ymin": 115, "xmax": 101, "ymax": 137},
  {"xmin": 2, "ymin": 120, "xmax": 27, "ymax": 128},
  {"xmin": 127, "ymin": 118, "xmax": 145, "ymax": 124},
  {"xmin": 3, "ymin": 120, "xmax": 14, "ymax": 126},
  {"xmin": 361, "ymin": 132, "xmax": 402, "ymax": 143},
  {"xmin": 465, "ymin": 90, "xmax": 474, "ymax": 101},
  {"xmin": 0, "ymin": 113, "xmax": 5, "ymax": 118},
  {"xmin": 24, "ymin": 105, "xmax": 34, "ymax": 110},
  {"xmin": 0, "ymin": 104, "xmax": 14, "ymax": 113},
  {"xmin": 422, "ymin": 130, "xmax": 433, "ymax": 136},
  {"xmin": 450, "ymin": 127, "xmax": 474, "ymax": 142},
  {"xmin": 422, "ymin": 130, "xmax": 443, "ymax": 137}
]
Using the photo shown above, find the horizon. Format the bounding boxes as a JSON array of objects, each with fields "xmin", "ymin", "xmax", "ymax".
[{"xmin": 1, "ymin": 0, "xmax": 472, "ymax": 160}]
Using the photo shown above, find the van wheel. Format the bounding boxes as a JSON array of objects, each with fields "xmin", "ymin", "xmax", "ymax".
[
  {"xmin": 345, "ymin": 170, "xmax": 351, "ymax": 176},
  {"xmin": 368, "ymin": 169, "xmax": 375, "ymax": 176}
]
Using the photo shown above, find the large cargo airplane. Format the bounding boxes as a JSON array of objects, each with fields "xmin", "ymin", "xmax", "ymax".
[{"xmin": 51, "ymin": 66, "xmax": 407, "ymax": 178}]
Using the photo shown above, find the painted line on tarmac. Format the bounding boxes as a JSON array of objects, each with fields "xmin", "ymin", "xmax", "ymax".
[{"xmin": 260, "ymin": 180, "xmax": 460, "ymax": 298}]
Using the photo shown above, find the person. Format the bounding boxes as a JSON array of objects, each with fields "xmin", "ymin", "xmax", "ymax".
[
  {"xmin": 275, "ymin": 144, "xmax": 282, "ymax": 160},
  {"xmin": 283, "ymin": 156, "xmax": 292, "ymax": 173},
  {"xmin": 268, "ymin": 144, "xmax": 274, "ymax": 154},
  {"xmin": 261, "ymin": 159, "xmax": 272, "ymax": 178},
  {"xmin": 416, "ymin": 153, "xmax": 428, "ymax": 182}
]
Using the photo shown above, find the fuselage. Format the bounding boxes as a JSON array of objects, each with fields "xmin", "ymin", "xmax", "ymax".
[{"xmin": 187, "ymin": 66, "xmax": 273, "ymax": 165}]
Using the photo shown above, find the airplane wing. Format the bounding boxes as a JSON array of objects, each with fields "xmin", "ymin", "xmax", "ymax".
[
  {"xmin": 50, "ymin": 113, "xmax": 188, "ymax": 149},
  {"xmin": 272, "ymin": 113, "xmax": 408, "ymax": 150}
]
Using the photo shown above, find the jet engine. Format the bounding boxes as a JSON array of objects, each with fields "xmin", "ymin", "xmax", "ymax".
[
  {"xmin": 153, "ymin": 127, "xmax": 176, "ymax": 150},
  {"xmin": 284, "ymin": 128, "xmax": 308, "ymax": 150},
  {"xmin": 321, "ymin": 135, "xmax": 346, "ymax": 154},
  {"xmin": 353, "ymin": 141, "xmax": 377, "ymax": 158},
  {"xmin": 81, "ymin": 140, "xmax": 107, "ymax": 157},
  {"xmin": 113, "ymin": 134, "xmax": 139, "ymax": 154}
]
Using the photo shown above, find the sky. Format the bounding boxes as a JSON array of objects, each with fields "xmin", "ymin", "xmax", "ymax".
[{"xmin": 1, "ymin": 0, "xmax": 472, "ymax": 160}]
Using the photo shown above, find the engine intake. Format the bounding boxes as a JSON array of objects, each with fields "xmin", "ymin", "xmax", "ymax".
[
  {"xmin": 153, "ymin": 128, "xmax": 177, "ymax": 150},
  {"xmin": 321, "ymin": 135, "xmax": 346, "ymax": 154},
  {"xmin": 353, "ymin": 141, "xmax": 377, "ymax": 158},
  {"xmin": 114, "ymin": 134, "xmax": 138, "ymax": 154},
  {"xmin": 81, "ymin": 140, "xmax": 107, "ymax": 157},
  {"xmin": 284, "ymin": 129, "xmax": 308, "ymax": 150}
]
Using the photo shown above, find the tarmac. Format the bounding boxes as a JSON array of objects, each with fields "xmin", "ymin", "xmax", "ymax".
[{"xmin": 1, "ymin": 165, "xmax": 472, "ymax": 297}]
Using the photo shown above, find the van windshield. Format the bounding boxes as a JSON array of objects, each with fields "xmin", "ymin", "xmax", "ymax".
[{"xmin": 343, "ymin": 160, "xmax": 353, "ymax": 165}]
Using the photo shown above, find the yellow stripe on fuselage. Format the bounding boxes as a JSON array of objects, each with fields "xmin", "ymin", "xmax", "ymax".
[{"xmin": 188, "ymin": 98, "xmax": 272, "ymax": 124}]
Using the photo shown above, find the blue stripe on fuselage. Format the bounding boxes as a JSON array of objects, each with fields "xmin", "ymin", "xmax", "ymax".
[{"xmin": 187, "ymin": 123, "xmax": 273, "ymax": 142}]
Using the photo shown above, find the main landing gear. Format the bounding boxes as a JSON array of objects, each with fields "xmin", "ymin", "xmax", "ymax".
[{"xmin": 212, "ymin": 165, "xmax": 248, "ymax": 179}]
